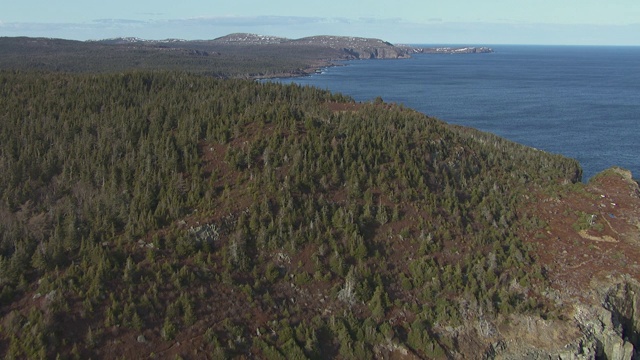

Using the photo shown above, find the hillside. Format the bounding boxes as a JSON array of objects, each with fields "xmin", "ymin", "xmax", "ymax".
[
  {"xmin": 1, "ymin": 70, "xmax": 637, "ymax": 359},
  {"xmin": 0, "ymin": 36, "xmax": 335, "ymax": 78},
  {"xmin": 1, "ymin": 34, "xmax": 639, "ymax": 358},
  {"xmin": 0, "ymin": 34, "xmax": 492, "ymax": 78}
]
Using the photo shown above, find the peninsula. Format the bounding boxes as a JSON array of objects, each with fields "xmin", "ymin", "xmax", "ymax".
[{"xmin": 0, "ymin": 33, "xmax": 493, "ymax": 78}]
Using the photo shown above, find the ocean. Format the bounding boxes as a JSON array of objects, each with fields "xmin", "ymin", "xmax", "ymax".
[{"xmin": 273, "ymin": 45, "xmax": 640, "ymax": 181}]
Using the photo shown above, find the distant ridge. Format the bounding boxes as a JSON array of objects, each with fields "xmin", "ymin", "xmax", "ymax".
[
  {"xmin": 213, "ymin": 33, "xmax": 494, "ymax": 55},
  {"xmin": 211, "ymin": 33, "xmax": 411, "ymax": 59},
  {"xmin": 0, "ymin": 34, "xmax": 492, "ymax": 77},
  {"xmin": 212, "ymin": 33, "xmax": 289, "ymax": 44},
  {"xmin": 89, "ymin": 33, "xmax": 493, "ymax": 59},
  {"xmin": 83, "ymin": 33, "xmax": 412, "ymax": 59},
  {"xmin": 88, "ymin": 37, "xmax": 188, "ymax": 45}
]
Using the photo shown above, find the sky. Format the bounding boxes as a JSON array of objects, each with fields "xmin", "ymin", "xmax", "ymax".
[{"xmin": 1, "ymin": 0, "xmax": 639, "ymax": 45}]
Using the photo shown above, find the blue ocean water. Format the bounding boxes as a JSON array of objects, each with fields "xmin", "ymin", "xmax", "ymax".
[{"xmin": 276, "ymin": 46, "xmax": 640, "ymax": 181}]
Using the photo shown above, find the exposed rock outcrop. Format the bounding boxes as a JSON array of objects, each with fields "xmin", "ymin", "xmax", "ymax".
[
  {"xmin": 211, "ymin": 33, "xmax": 493, "ymax": 59},
  {"xmin": 488, "ymin": 168, "xmax": 640, "ymax": 359},
  {"xmin": 210, "ymin": 33, "xmax": 410, "ymax": 59},
  {"xmin": 289, "ymin": 35, "xmax": 411, "ymax": 59},
  {"xmin": 472, "ymin": 278, "xmax": 639, "ymax": 359},
  {"xmin": 449, "ymin": 169, "xmax": 640, "ymax": 359}
]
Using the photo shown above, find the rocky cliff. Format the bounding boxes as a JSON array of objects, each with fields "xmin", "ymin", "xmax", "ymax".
[
  {"xmin": 289, "ymin": 35, "xmax": 411, "ymax": 59},
  {"xmin": 367, "ymin": 168, "xmax": 640, "ymax": 359},
  {"xmin": 481, "ymin": 278, "xmax": 640, "ymax": 359},
  {"xmin": 446, "ymin": 168, "xmax": 640, "ymax": 359},
  {"xmin": 212, "ymin": 33, "xmax": 493, "ymax": 59},
  {"xmin": 213, "ymin": 33, "xmax": 412, "ymax": 59}
]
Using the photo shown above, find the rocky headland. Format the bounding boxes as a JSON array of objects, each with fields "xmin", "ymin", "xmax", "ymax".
[
  {"xmin": 461, "ymin": 168, "xmax": 640, "ymax": 359},
  {"xmin": 212, "ymin": 32, "xmax": 494, "ymax": 59},
  {"xmin": 0, "ymin": 34, "xmax": 493, "ymax": 78}
]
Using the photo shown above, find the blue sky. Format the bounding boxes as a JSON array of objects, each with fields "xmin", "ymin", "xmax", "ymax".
[{"xmin": 1, "ymin": 0, "xmax": 639, "ymax": 45}]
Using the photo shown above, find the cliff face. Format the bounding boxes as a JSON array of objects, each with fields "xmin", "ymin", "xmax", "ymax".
[
  {"xmin": 210, "ymin": 33, "xmax": 409, "ymax": 59},
  {"xmin": 451, "ymin": 168, "xmax": 640, "ymax": 359},
  {"xmin": 211, "ymin": 33, "xmax": 493, "ymax": 59},
  {"xmin": 289, "ymin": 35, "xmax": 411, "ymax": 59},
  {"xmin": 390, "ymin": 168, "xmax": 640, "ymax": 359},
  {"xmin": 485, "ymin": 279, "xmax": 640, "ymax": 360},
  {"xmin": 605, "ymin": 281, "xmax": 640, "ymax": 349},
  {"xmin": 415, "ymin": 279, "xmax": 640, "ymax": 359}
]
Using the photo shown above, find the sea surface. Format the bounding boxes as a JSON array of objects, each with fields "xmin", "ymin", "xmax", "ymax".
[{"xmin": 273, "ymin": 45, "xmax": 640, "ymax": 181}]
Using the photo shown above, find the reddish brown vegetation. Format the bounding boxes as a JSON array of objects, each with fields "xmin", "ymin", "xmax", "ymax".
[{"xmin": 523, "ymin": 168, "xmax": 640, "ymax": 299}]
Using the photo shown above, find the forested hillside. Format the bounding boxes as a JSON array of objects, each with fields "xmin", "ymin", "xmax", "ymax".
[
  {"xmin": 0, "ymin": 37, "xmax": 342, "ymax": 78},
  {"xmin": 0, "ymin": 36, "xmax": 491, "ymax": 79},
  {"xmin": 0, "ymin": 70, "xmax": 586, "ymax": 358}
]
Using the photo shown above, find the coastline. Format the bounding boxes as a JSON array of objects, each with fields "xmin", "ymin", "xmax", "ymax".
[
  {"xmin": 272, "ymin": 45, "xmax": 639, "ymax": 182},
  {"xmin": 253, "ymin": 60, "xmax": 345, "ymax": 80},
  {"xmin": 253, "ymin": 45, "xmax": 494, "ymax": 80}
]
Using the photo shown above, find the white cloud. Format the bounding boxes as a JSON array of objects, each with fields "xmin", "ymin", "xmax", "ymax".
[
  {"xmin": 92, "ymin": 19, "xmax": 147, "ymax": 25},
  {"xmin": 135, "ymin": 12, "xmax": 165, "ymax": 17},
  {"xmin": 180, "ymin": 15, "xmax": 327, "ymax": 27},
  {"xmin": 1, "ymin": 15, "xmax": 639, "ymax": 45}
]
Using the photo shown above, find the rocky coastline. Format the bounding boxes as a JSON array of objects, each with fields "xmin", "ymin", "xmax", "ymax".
[
  {"xmin": 212, "ymin": 32, "xmax": 494, "ymax": 59},
  {"xmin": 83, "ymin": 33, "xmax": 494, "ymax": 79}
]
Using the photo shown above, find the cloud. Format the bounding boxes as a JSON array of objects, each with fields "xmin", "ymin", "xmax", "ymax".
[
  {"xmin": 1, "ymin": 15, "xmax": 639, "ymax": 45},
  {"xmin": 357, "ymin": 17, "xmax": 403, "ymax": 24},
  {"xmin": 92, "ymin": 19, "xmax": 147, "ymax": 25},
  {"xmin": 136, "ymin": 12, "xmax": 165, "ymax": 17},
  {"xmin": 176, "ymin": 15, "xmax": 328, "ymax": 27},
  {"xmin": 0, "ymin": 15, "xmax": 339, "ymax": 40},
  {"xmin": 0, "ymin": 22, "xmax": 71, "ymax": 32}
]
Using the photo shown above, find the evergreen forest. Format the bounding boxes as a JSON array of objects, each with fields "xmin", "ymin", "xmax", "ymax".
[
  {"xmin": 0, "ymin": 69, "xmax": 585, "ymax": 358},
  {"xmin": 0, "ymin": 37, "xmax": 345, "ymax": 78}
]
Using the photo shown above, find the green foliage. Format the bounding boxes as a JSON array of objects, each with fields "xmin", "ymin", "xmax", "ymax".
[
  {"xmin": 162, "ymin": 316, "xmax": 177, "ymax": 340},
  {"xmin": 0, "ymin": 37, "xmax": 346, "ymax": 78},
  {"xmin": 0, "ymin": 70, "xmax": 582, "ymax": 359},
  {"xmin": 572, "ymin": 211, "xmax": 604, "ymax": 232}
]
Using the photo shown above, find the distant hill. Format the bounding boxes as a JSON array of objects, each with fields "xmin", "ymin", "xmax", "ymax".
[
  {"xmin": 0, "ymin": 34, "xmax": 493, "ymax": 77},
  {"xmin": 210, "ymin": 33, "xmax": 290, "ymax": 45},
  {"xmin": 90, "ymin": 33, "xmax": 415, "ymax": 60}
]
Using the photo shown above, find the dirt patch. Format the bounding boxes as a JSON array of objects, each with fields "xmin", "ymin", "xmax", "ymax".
[
  {"xmin": 522, "ymin": 169, "xmax": 640, "ymax": 301},
  {"xmin": 578, "ymin": 229, "xmax": 617, "ymax": 243}
]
